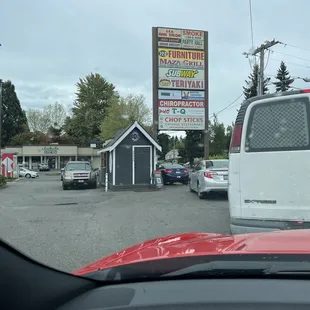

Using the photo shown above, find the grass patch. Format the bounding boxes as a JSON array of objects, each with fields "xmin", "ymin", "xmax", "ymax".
[{"xmin": 5, "ymin": 177, "xmax": 17, "ymax": 182}]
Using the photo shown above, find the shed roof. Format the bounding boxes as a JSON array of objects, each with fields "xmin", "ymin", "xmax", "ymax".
[{"xmin": 97, "ymin": 121, "xmax": 162, "ymax": 154}]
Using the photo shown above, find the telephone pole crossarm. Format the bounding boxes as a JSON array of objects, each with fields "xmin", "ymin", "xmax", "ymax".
[{"xmin": 246, "ymin": 39, "xmax": 280, "ymax": 96}]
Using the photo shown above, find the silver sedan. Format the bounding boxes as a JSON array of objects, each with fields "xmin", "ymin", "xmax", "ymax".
[{"xmin": 189, "ymin": 159, "xmax": 229, "ymax": 199}]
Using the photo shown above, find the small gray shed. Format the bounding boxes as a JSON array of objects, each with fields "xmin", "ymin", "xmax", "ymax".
[{"xmin": 97, "ymin": 121, "xmax": 162, "ymax": 190}]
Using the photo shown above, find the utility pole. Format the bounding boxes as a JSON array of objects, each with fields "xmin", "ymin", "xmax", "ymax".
[
  {"xmin": 0, "ymin": 79, "xmax": 2, "ymax": 176},
  {"xmin": 246, "ymin": 39, "xmax": 280, "ymax": 96}
]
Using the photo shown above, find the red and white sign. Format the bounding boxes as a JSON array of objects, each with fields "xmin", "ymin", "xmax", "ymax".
[
  {"xmin": 159, "ymin": 115, "xmax": 205, "ymax": 130},
  {"xmin": 158, "ymin": 99, "xmax": 205, "ymax": 108},
  {"xmin": 1, "ymin": 153, "xmax": 14, "ymax": 177}
]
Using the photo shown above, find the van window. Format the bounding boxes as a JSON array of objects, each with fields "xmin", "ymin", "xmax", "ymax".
[{"xmin": 245, "ymin": 97, "xmax": 310, "ymax": 152}]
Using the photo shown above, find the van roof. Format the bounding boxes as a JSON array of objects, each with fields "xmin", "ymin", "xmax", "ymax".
[{"xmin": 236, "ymin": 89, "xmax": 310, "ymax": 125}]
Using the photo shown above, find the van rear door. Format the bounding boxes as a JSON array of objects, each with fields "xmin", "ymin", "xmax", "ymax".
[{"xmin": 239, "ymin": 94, "xmax": 310, "ymax": 222}]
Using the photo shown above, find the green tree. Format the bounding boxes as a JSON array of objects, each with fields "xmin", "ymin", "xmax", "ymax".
[
  {"xmin": 26, "ymin": 102, "xmax": 67, "ymax": 133},
  {"xmin": 209, "ymin": 115, "xmax": 226, "ymax": 156},
  {"xmin": 100, "ymin": 94, "xmax": 151, "ymax": 141},
  {"xmin": 10, "ymin": 131, "xmax": 48, "ymax": 146},
  {"xmin": 243, "ymin": 64, "xmax": 270, "ymax": 99},
  {"xmin": 64, "ymin": 73, "xmax": 118, "ymax": 145},
  {"xmin": 225, "ymin": 123, "xmax": 234, "ymax": 151},
  {"xmin": 184, "ymin": 130, "xmax": 204, "ymax": 163},
  {"xmin": 157, "ymin": 133, "xmax": 170, "ymax": 160},
  {"xmin": 1, "ymin": 80, "xmax": 29, "ymax": 147},
  {"xmin": 273, "ymin": 61, "xmax": 294, "ymax": 92}
]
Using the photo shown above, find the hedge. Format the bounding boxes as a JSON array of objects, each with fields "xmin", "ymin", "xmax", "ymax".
[{"xmin": 0, "ymin": 175, "xmax": 7, "ymax": 188}]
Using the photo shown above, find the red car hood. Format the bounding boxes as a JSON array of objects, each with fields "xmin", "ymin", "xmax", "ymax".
[{"xmin": 74, "ymin": 229, "xmax": 310, "ymax": 275}]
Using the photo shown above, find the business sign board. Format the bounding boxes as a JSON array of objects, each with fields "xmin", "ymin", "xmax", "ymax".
[
  {"xmin": 158, "ymin": 90, "xmax": 205, "ymax": 100},
  {"xmin": 158, "ymin": 68, "xmax": 205, "ymax": 89},
  {"xmin": 158, "ymin": 115, "xmax": 204, "ymax": 130},
  {"xmin": 157, "ymin": 28, "xmax": 204, "ymax": 50},
  {"xmin": 153, "ymin": 27, "xmax": 208, "ymax": 132}
]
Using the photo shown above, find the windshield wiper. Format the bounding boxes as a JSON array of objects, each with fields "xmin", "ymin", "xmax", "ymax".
[{"xmin": 162, "ymin": 261, "xmax": 310, "ymax": 278}]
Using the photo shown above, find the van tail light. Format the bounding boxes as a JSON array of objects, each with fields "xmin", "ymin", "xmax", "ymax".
[
  {"xmin": 204, "ymin": 171, "xmax": 217, "ymax": 178},
  {"xmin": 184, "ymin": 169, "xmax": 189, "ymax": 173},
  {"xmin": 301, "ymin": 89, "xmax": 310, "ymax": 93},
  {"xmin": 230, "ymin": 124, "xmax": 243, "ymax": 153},
  {"xmin": 164, "ymin": 169, "xmax": 172, "ymax": 173}
]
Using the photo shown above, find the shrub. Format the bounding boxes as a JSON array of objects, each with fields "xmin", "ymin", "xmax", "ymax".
[{"xmin": 0, "ymin": 175, "xmax": 7, "ymax": 188}]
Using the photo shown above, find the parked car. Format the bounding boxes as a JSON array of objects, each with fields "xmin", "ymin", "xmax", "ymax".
[
  {"xmin": 189, "ymin": 159, "xmax": 229, "ymax": 199},
  {"xmin": 60, "ymin": 168, "xmax": 65, "ymax": 181},
  {"xmin": 157, "ymin": 163, "xmax": 189, "ymax": 185},
  {"xmin": 19, "ymin": 167, "xmax": 39, "ymax": 179},
  {"xmin": 38, "ymin": 163, "xmax": 50, "ymax": 171},
  {"xmin": 62, "ymin": 161, "xmax": 97, "ymax": 190}
]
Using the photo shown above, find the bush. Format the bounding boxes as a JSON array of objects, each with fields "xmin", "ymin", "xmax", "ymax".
[{"xmin": 0, "ymin": 175, "xmax": 7, "ymax": 188}]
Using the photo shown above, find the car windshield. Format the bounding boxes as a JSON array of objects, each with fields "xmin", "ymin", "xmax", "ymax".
[
  {"xmin": 206, "ymin": 160, "xmax": 229, "ymax": 169},
  {"xmin": 66, "ymin": 163, "xmax": 91, "ymax": 171},
  {"xmin": 1, "ymin": 0, "xmax": 308, "ymax": 288}
]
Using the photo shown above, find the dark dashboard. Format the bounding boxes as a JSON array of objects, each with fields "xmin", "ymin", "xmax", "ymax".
[{"xmin": 58, "ymin": 278, "xmax": 310, "ymax": 310}]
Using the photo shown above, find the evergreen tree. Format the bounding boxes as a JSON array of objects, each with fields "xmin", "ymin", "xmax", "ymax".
[
  {"xmin": 1, "ymin": 80, "xmax": 28, "ymax": 147},
  {"xmin": 243, "ymin": 64, "xmax": 270, "ymax": 99},
  {"xmin": 273, "ymin": 61, "xmax": 294, "ymax": 92}
]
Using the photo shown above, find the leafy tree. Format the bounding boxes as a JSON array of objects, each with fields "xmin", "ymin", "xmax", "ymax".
[
  {"xmin": 100, "ymin": 94, "xmax": 151, "ymax": 141},
  {"xmin": 157, "ymin": 133, "xmax": 170, "ymax": 160},
  {"xmin": 184, "ymin": 130, "xmax": 204, "ymax": 163},
  {"xmin": 10, "ymin": 131, "xmax": 48, "ymax": 146},
  {"xmin": 1, "ymin": 80, "xmax": 29, "ymax": 147},
  {"xmin": 243, "ymin": 64, "xmax": 270, "ymax": 99},
  {"xmin": 64, "ymin": 73, "xmax": 118, "ymax": 145},
  {"xmin": 209, "ymin": 115, "xmax": 226, "ymax": 156},
  {"xmin": 26, "ymin": 102, "xmax": 67, "ymax": 133},
  {"xmin": 273, "ymin": 61, "xmax": 294, "ymax": 92},
  {"xmin": 225, "ymin": 123, "xmax": 234, "ymax": 151}
]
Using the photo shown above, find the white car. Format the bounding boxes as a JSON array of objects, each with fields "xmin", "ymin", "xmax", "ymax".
[
  {"xmin": 229, "ymin": 88, "xmax": 310, "ymax": 234},
  {"xmin": 19, "ymin": 168, "xmax": 39, "ymax": 179},
  {"xmin": 189, "ymin": 159, "xmax": 229, "ymax": 199}
]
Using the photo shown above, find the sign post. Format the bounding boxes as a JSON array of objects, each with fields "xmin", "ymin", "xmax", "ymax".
[{"xmin": 152, "ymin": 27, "xmax": 209, "ymax": 158}]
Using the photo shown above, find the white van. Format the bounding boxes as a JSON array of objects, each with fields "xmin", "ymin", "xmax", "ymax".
[{"xmin": 229, "ymin": 89, "xmax": 310, "ymax": 234}]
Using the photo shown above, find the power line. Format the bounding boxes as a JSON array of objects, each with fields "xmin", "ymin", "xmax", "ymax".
[
  {"xmin": 269, "ymin": 57, "xmax": 310, "ymax": 69},
  {"xmin": 270, "ymin": 49, "xmax": 310, "ymax": 63},
  {"xmin": 212, "ymin": 93, "xmax": 244, "ymax": 117},
  {"xmin": 279, "ymin": 42, "xmax": 310, "ymax": 53}
]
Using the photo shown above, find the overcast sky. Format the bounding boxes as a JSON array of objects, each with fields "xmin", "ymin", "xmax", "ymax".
[{"xmin": 1, "ymin": 0, "xmax": 310, "ymax": 136}]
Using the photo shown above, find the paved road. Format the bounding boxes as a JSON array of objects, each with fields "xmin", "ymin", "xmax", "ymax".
[{"xmin": 0, "ymin": 174, "xmax": 230, "ymax": 273}]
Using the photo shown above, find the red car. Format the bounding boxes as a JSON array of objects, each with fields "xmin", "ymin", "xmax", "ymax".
[{"xmin": 2, "ymin": 229, "xmax": 310, "ymax": 310}]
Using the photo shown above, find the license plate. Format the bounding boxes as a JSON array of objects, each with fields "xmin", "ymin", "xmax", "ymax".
[
  {"xmin": 176, "ymin": 171, "xmax": 180, "ymax": 174},
  {"xmin": 78, "ymin": 180, "xmax": 84, "ymax": 183},
  {"xmin": 177, "ymin": 176, "xmax": 181, "ymax": 178}
]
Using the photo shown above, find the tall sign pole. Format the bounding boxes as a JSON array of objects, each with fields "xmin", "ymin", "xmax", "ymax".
[{"xmin": 152, "ymin": 27, "xmax": 209, "ymax": 159}]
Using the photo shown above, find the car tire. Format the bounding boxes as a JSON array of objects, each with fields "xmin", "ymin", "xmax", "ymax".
[
  {"xmin": 183, "ymin": 181, "xmax": 188, "ymax": 185},
  {"xmin": 25, "ymin": 174, "xmax": 31, "ymax": 179},
  {"xmin": 62, "ymin": 184, "xmax": 69, "ymax": 190},
  {"xmin": 197, "ymin": 183, "xmax": 205, "ymax": 199}
]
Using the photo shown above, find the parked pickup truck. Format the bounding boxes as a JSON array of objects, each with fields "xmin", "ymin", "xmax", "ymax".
[{"xmin": 62, "ymin": 161, "xmax": 97, "ymax": 190}]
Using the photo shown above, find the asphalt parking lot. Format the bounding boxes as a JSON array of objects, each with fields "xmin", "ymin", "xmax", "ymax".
[{"xmin": 0, "ymin": 173, "xmax": 230, "ymax": 273}]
